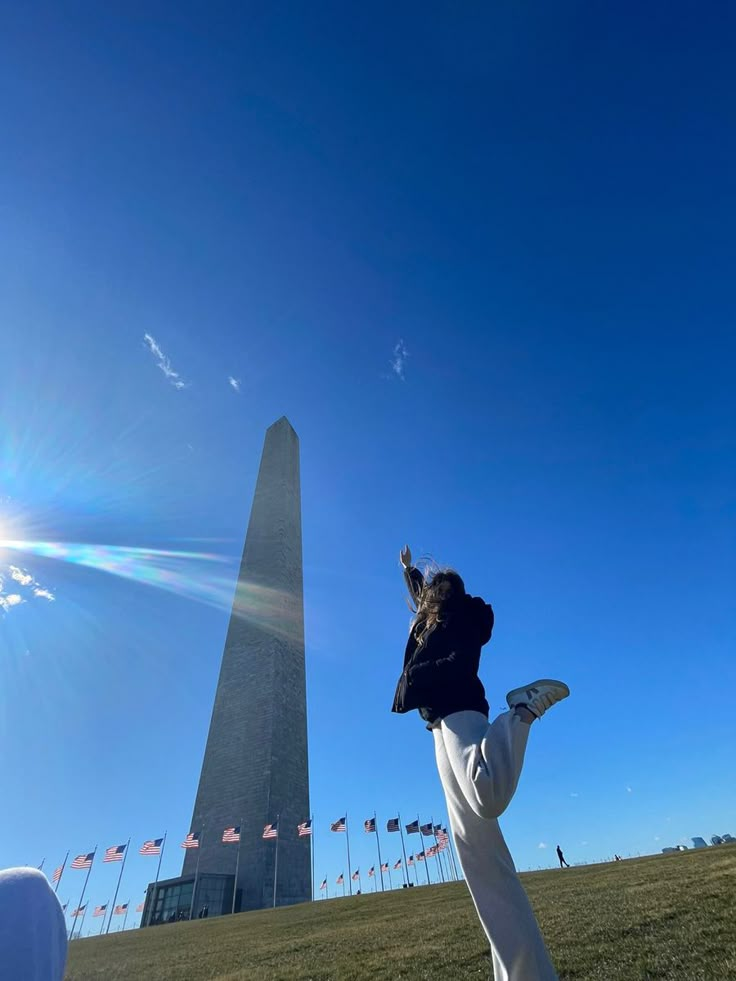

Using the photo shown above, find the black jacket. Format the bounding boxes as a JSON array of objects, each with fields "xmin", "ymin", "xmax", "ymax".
[{"xmin": 391, "ymin": 567, "xmax": 493, "ymax": 723}]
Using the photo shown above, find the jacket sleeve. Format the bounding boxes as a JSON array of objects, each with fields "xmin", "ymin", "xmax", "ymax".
[
  {"xmin": 406, "ymin": 649, "xmax": 459, "ymax": 684},
  {"xmin": 404, "ymin": 566, "xmax": 424, "ymax": 605},
  {"xmin": 468, "ymin": 597, "xmax": 494, "ymax": 646}
]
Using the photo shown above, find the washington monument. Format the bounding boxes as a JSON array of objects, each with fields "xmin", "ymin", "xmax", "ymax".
[{"xmin": 182, "ymin": 416, "xmax": 310, "ymax": 911}]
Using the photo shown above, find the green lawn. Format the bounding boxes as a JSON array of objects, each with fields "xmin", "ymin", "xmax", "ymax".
[{"xmin": 66, "ymin": 845, "xmax": 736, "ymax": 980}]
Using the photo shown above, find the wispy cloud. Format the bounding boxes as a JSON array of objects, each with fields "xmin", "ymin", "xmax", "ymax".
[
  {"xmin": 570, "ymin": 792, "xmax": 579, "ymax": 798},
  {"xmin": 654, "ymin": 836, "xmax": 660, "ymax": 841},
  {"xmin": 389, "ymin": 339, "xmax": 408, "ymax": 380},
  {"xmin": 538, "ymin": 842, "xmax": 547, "ymax": 849},
  {"xmin": 228, "ymin": 376, "xmax": 241, "ymax": 392},
  {"xmin": 143, "ymin": 333, "xmax": 187, "ymax": 389},
  {"xmin": 0, "ymin": 563, "xmax": 55, "ymax": 614},
  {"xmin": 10, "ymin": 565, "xmax": 33, "ymax": 586},
  {"xmin": 0, "ymin": 593, "xmax": 23, "ymax": 611},
  {"xmin": 626, "ymin": 786, "xmax": 633, "ymax": 793}
]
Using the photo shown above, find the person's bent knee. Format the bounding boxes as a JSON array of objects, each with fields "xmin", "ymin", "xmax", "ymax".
[
  {"xmin": 1, "ymin": 867, "xmax": 53, "ymax": 901},
  {"xmin": 470, "ymin": 751, "xmax": 513, "ymax": 819},
  {"xmin": 0, "ymin": 867, "xmax": 68, "ymax": 980},
  {"xmin": 471, "ymin": 798, "xmax": 508, "ymax": 820}
]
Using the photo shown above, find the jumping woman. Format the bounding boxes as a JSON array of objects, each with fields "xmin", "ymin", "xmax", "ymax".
[{"xmin": 391, "ymin": 546, "xmax": 569, "ymax": 981}]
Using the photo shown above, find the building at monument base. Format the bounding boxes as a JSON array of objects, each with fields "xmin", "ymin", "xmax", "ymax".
[{"xmin": 141, "ymin": 873, "xmax": 235, "ymax": 926}]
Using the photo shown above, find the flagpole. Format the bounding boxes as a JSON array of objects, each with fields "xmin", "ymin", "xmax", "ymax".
[
  {"xmin": 123, "ymin": 903, "xmax": 129, "ymax": 931},
  {"xmin": 188, "ymin": 828, "xmax": 204, "ymax": 921},
  {"xmin": 77, "ymin": 904, "xmax": 88, "ymax": 940},
  {"xmin": 310, "ymin": 814, "xmax": 315, "ymax": 903},
  {"xmin": 155, "ymin": 832, "xmax": 167, "ymax": 888},
  {"xmin": 397, "ymin": 813, "xmax": 409, "ymax": 886},
  {"xmin": 232, "ymin": 818, "xmax": 243, "ymax": 915},
  {"xmin": 447, "ymin": 828, "xmax": 461, "ymax": 880},
  {"xmin": 106, "ymin": 838, "xmax": 130, "ymax": 935},
  {"xmin": 71, "ymin": 846, "xmax": 96, "ymax": 940},
  {"xmin": 417, "ymin": 816, "xmax": 431, "ymax": 885},
  {"xmin": 436, "ymin": 826, "xmax": 451, "ymax": 880},
  {"xmin": 345, "ymin": 814, "xmax": 353, "ymax": 897},
  {"xmin": 431, "ymin": 818, "xmax": 445, "ymax": 883},
  {"xmin": 439, "ymin": 839, "xmax": 452, "ymax": 881},
  {"xmin": 55, "ymin": 852, "xmax": 69, "ymax": 894},
  {"xmin": 272, "ymin": 814, "xmax": 280, "ymax": 909},
  {"xmin": 444, "ymin": 831, "xmax": 456, "ymax": 881},
  {"xmin": 99, "ymin": 904, "xmax": 108, "ymax": 935},
  {"xmin": 388, "ymin": 866, "xmax": 393, "ymax": 890},
  {"xmin": 373, "ymin": 811, "xmax": 385, "ymax": 892},
  {"xmin": 38, "ymin": 858, "xmax": 45, "ymax": 872}
]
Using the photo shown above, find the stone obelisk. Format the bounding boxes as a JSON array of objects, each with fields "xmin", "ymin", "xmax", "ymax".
[{"xmin": 182, "ymin": 417, "xmax": 310, "ymax": 910}]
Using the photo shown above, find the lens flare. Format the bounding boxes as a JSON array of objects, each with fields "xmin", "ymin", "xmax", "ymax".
[{"xmin": 0, "ymin": 539, "xmax": 301, "ymax": 643}]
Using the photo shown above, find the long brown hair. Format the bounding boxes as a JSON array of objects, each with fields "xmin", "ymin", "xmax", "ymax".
[{"xmin": 411, "ymin": 564, "xmax": 466, "ymax": 648}]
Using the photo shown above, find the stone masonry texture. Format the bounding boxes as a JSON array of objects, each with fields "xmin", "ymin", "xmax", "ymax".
[{"xmin": 182, "ymin": 417, "xmax": 310, "ymax": 910}]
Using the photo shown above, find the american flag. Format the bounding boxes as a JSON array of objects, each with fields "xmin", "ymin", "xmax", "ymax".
[
  {"xmin": 351, "ymin": 869, "xmax": 360, "ymax": 881},
  {"xmin": 368, "ymin": 866, "xmax": 375, "ymax": 878},
  {"xmin": 140, "ymin": 838, "xmax": 163, "ymax": 856},
  {"xmin": 222, "ymin": 827, "xmax": 241, "ymax": 843},
  {"xmin": 72, "ymin": 905, "xmax": 86, "ymax": 917},
  {"xmin": 93, "ymin": 905, "xmax": 107, "ymax": 917},
  {"xmin": 61, "ymin": 903, "xmax": 68, "ymax": 912},
  {"xmin": 364, "ymin": 817, "xmax": 376, "ymax": 833},
  {"xmin": 381, "ymin": 862, "xmax": 389, "ymax": 873},
  {"xmin": 320, "ymin": 878, "xmax": 327, "ymax": 891},
  {"xmin": 416, "ymin": 850, "xmax": 426, "ymax": 862},
  {"xmin": 407, "ymin": 855, "xmax": 414, "ymax": 866},
  {"xmin": 104, "ymin": 844, "xmax": 127, "ymax": 863},
  {"xmin": 52, "ymin": 865, "xmax": 63, "ymax": 883},
  {"xmin": 393, "ymin": 859, "xmax": 402, "ymax": 870},
  {"xmin": 71, "ymin": 852, "xmax": 94, "ymax": 870},
  {"xmin": 330, "ymin": 817, "xmax": 346, "ymax": 832},
  {"xmin": 114, "ymin": 904, "xmax": 128, "ymax": 915},
  {"xmin": 426, "ymin": 845, "xmax": 437, "ymax": 858},
  {"xmin": 262, "ymin": 822, "xmax": 278, "ymax": 839},
  {"xmin": 297, "ymin": 820, "xmax": 312, "ymax": 837},
  {"xmin": 437, "ymin": 829, "xmax": 450, "ymax": 849},
  {"xmin": 336, "ymin": 874, "xmax": 344, "ymax": 885},
  {"xmin": 181, "ymin": 832, "xmax": 200, "ymax": 849},
  {"xmin": 406, "ymin": 820, "xmax": 419, "ymax": 835},
  {"xmin": 420, "ymin": 822, "xmax": 433, "ymax": 836},
  {"xmin": 136, "ymin": 903, "xmax": 144, "ymax": 912},
  {"xmin": 387, "ymin": 817, "xmax": 400, "ymax": 832},
  {"xmin": 433, "ymin": 823, "xmax": 443, "ymax": 834}
]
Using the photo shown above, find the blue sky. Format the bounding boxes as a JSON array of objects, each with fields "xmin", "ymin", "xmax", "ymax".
[{"xmin": 1, "ymin": 0, "xmax": 734, "ymax": 928}]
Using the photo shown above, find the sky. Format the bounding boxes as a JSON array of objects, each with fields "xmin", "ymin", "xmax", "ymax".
[{"xmin": 1, "ymin": 0, "xmax": 734, "ymax": 931}]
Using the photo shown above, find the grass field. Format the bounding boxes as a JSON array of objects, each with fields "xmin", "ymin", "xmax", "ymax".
[{"xmin": 66, "ymin": 845, "xmax": 736, "ymax": 981}]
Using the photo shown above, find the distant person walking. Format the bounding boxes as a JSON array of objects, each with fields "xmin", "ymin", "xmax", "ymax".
[
  {"xmin": 392, "ymin": 547, "xmax": 570, "ymax": 981},
  {"xmin": 556, "ymin": 846, "xmax": 569, "ymax": 869}
]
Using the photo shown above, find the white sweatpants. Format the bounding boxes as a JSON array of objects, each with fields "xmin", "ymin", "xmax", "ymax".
[
  {"xmin": 0, "ymin": 868, "xmax": 68, "ymax": 980},
  {"xmin": 433, "ymin": 710, "xmax": 558, "ymax": 981}
]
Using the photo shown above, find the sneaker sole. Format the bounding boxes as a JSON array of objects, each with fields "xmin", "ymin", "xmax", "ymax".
[{"xmin": 506, "ymin": 679, "xmax": 570, "ymax": 709}]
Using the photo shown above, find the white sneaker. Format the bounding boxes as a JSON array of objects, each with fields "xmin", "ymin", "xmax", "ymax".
[{"xmin": 505, "ymin": 679, "xmax": 570, "ymax": 719}]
